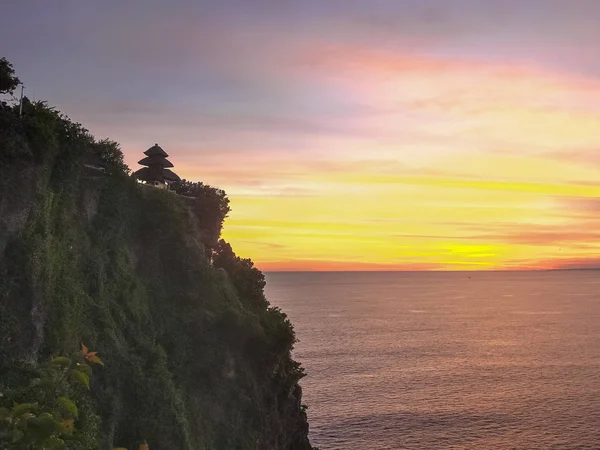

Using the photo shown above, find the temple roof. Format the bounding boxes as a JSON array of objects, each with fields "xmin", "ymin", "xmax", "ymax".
[
  {"xmin": 134, "ymin": 144, "xmax": 180, "ymax": 184},
  {"xmin": 163, "ymin": 169, "xmax": 181, "ymax": 182},
  {"xmin": 134, "ymin": 167, "xmax": 165, "ymax": 182},
  {"xmin": 134, "ymin": 167, "xmax": 180, "ymax": 183},
  {"xmin": 144, "ymin": 144, "xmax": 169, "ymax": 158},
  {"xmin": 138, "ymin": 155, "xmax": 174, "ymax": 168}
]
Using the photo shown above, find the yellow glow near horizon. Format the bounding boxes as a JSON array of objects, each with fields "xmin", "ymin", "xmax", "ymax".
[{"xmin": 182, "ymin": 51, "xmax": 600, "ymax": 271}]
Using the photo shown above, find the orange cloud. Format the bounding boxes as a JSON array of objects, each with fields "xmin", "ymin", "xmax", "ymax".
[{"xmin": 259, "ymin": 260, "xmax": 442, "ymax": 272}]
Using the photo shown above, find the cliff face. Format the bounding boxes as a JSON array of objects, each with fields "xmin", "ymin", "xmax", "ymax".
[{"xmin": 0, "ymin": 103, "xmax": 313, "ymax": 449}]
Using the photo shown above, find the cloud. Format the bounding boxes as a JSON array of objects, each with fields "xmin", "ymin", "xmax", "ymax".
[
  {"xmin": 448, "ymin": 221, "xmax": 600, "ymax": 247},
  {"xmin": 557, "ymin": 197, "xmax": 600, "ymax": 213},
  {"xmin": 337, "ymin": 1, "xmax": 600, "ymax": 76},
  {"xmin": 551, "ymin": 259, "xmax": 600, "ymax": 270},
  {"xmin": 521, "ymin": 257, "xmax": 600, "ymax": 270},
  {"xmin": 547, "ymin": 149, "xmax": 600, "ymax": 168},
  {"xmin": 258, "ymin": 259, "xmax": 443, "ymax": 272}
]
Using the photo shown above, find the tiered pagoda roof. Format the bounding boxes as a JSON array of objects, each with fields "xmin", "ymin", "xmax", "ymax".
[{"xmin": 134, "ymin": 144, "xmax": 181, "ymax": 184}]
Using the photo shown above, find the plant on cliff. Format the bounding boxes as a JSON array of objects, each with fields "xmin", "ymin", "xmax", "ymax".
[
  {"xmin": 212, "ymin": 239, "xmax": 303, "ymax": 389},
  {"xmin": 0, "ymin": 88, "xmax": 128, "ymax": 181},
  {"xmin": 0, "ymin": 96, "xmax": 94, "ymax": 166},
  {"xmin": 212, "ymin": 239, "xmax": 269, "ymax": 312},
  {"xmin": 90, "ymin": 139, "xmax": 130, "ymax": 175},
  {"xmin": 0, "ymin": 345, "xmax": 103, "ymax": 449},
  {"xmin": 0, "ymin": 57, "xmax": 20, "ymax": 94},
  {"xmin": 170, "ymin": 179, "xmax": 230, "ymax": 249},
  {"xmin": 113, "ymin": 442, "xmax": 149, "ymax": 450}
]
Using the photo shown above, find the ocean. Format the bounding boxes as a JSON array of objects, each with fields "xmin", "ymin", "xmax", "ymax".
[{"xmin": 265, "ymin": 271, "xmax": 600, "ymax": 449}]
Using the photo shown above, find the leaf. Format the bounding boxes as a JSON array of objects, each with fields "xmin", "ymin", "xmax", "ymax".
[
  {"xmin": 46, "ymin": 436, "xmax": 66, "ymax": 450},
  {"xmin": 27, "ymin": 413, "xmax": 57, "ymax": 439},
  {"xmin": 77, "ymin": 363, "xmax": 92, "ymax": 375},
  {"xmin": 139, "ymin": 443, "xmax": 149, "ymax": 450},
  {"xmin": 11, "ymin": 402, "xmax": 37, "ymax": 417},
  {"xmin": 58, "ymin": 396, "xmax": 78, "ymax": 418},
  {"xmin": 15, "ymin": 412, "xmax": 35, "ymax": 430},
  {"xmin": 86, "ymin": 354, "xmax": 104, "ymax": 366},
  {"xmin": 51, "ymin": 356, "xmax": 72, "ymax": 366},
  {"xmin": 69, "ymin": 369, "xmax": 90, "ymax": 389},
  {"xmin": 81, "ymin": 343, "xmax": 89, "ymax": 355}
]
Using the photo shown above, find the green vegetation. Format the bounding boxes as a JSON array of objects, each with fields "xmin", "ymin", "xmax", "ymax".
[
  {"xmin": 170, "ymin": 180, "xmax": 230, "ymax": 251},
  {"xmin": 0, "ymin": 59, "xmax": 313, "ymax": 449},
  {"xmin": 0, "ymin": 345, "xmax": 103, "ymax": 449}
]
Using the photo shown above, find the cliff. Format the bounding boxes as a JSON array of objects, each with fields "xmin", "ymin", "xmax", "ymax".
[{"xmin": 0, "ymin": 96, "xmax": 313, "ymax": 448}]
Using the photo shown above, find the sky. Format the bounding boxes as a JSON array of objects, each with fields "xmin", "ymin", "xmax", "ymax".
[{"xmin": 2, "ymin": 0, "xmax": 600, "ymax": 270}]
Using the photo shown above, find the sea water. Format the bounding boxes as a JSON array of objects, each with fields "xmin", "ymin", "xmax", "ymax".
[{"xmin": 265, "ymin": 271, "xmax": 600, "ymax": 449}]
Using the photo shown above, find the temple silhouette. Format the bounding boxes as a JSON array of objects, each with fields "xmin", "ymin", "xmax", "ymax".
[{"xmin": 133, "ymin": 144, "xmax": 181, "ymax": 188}]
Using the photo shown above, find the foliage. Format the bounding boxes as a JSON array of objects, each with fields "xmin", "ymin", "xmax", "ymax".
[
  {"xmin": 212, "ymin": 240, "xmax": 269, "ymax": 313},
  {"xmin": 0, "ymin": 93, "xmax": 129, "ymax": 178},
  {"xmin": 0, "ymin": 345, "xmax": 103, "ymax": 449},
  {"xmin": 114, "ymin": 442, "xmax": 149, "ymax": 450},
  {"xmin": 212, "ymin": 239, "xmax": 302, "ymax": 389},
  {"xmin": 91, "ymin": 139, "xmax": 130, "ymax": 175},
  {"xmin": 0, "ymin": 97, "xmax": 94, "ymax": 168},
  {"xmin": 0, "ymin": 57, "xmax": 20, "ymax": 94},
  {"xmin": 170, "ymin": 179, "xmax": 231, "ymax": 249}
]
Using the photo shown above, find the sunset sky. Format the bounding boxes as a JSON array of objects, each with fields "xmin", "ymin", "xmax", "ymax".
[{"xmin": 3, "ymin": 1, "xmax": 600, "ymax": 270}]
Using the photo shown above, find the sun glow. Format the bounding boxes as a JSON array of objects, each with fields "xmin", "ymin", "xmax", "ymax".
[{"xmin": 209, "ymin": 51, "xmax": 600, "ymax": 271}]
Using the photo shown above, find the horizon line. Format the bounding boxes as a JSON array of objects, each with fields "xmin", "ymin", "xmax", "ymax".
[{"xmin": 262, "ymin": 268, "xmax": 600, "ymax": 273}]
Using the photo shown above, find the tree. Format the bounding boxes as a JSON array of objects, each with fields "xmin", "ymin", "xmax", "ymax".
[
  {"xmin": 91, "ymin": 139, "xmax": 130, "ymax": 175},
  {"xmin": 170, "ymin": 180, "xmax": 230, "ymax": 248},
  {"xmin": 0, "ymin": 58, "xmax": 21, "ymax": 95},
  {"xmin": 212, "ymin": 240, "xmax": 269, "ymax": 312}
]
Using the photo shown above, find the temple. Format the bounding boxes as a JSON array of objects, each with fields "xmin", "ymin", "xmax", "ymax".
[{"xmin": 133, "ymin": 144, "xmax": 181, "ymax": 188}]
